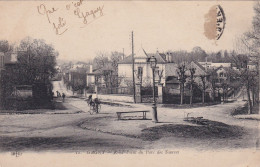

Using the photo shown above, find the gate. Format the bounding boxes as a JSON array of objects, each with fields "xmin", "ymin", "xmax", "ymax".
[{"xmin": 141, "ymin": 86, "xmax": 158, "ymax": 103}]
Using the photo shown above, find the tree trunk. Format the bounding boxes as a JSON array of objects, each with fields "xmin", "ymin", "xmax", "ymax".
[
  {"xmin": 202, "ymin": 84, "xmax": 205, "ymax": 104},
  {"xmin": 190, "ymin": 84, "xmax": 193, "ymax": 105},
  {"xmin": 212, "ymin": 87, "xmax": 215, "ymax": 102},
  {"xmin": 202, "ymin": 90, "xmax": 205, "ymax": 104},
  {"xmin": 252, "ymin": 87, "xmax": 255, "ymax": 106},
  {"xmin": 247, "ymin": 81, "xmax": 253, "ymax": 114},
  {"xmin": 180, "ymin": 83, "xmax": 183, "ymax": 105}
]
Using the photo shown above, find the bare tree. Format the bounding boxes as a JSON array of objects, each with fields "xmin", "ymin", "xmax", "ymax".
[
  {"xmin": 110, "ymin": 51, "xmax": 123, "ymax": 72},
  {"xmin": 93, "ymin": 52, "xmax": 109, "ymax": 69},
  {"xmin": 208, "ymin": 69, "xmax": 218, "ymax": 102},
  {"xmin": 200, "ymin": 75, "xmax": 206, "ymax": 104},
  {"xmin": 177, "ymin": 62, "xmax": 188, "ymax": 105},
  {"xmin": 189, "ymin": 67, "xmax": 196, "ymax": 105}
]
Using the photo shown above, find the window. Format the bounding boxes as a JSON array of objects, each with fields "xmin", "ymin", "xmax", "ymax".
[{"xmin": 137, "ymin": 67, "xmax": 143, "ymax": 78}]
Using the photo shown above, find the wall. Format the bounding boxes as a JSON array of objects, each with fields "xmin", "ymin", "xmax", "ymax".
[
  {"xmin": 97, "ymin": 94, "xmax": 133, "ymax": 103},
  {"xmin": 118, "ymin": 63, "xmax": 166, "ymax": 87}
]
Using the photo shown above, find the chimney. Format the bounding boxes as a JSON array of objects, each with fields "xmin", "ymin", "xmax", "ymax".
[
  {"xmin": 166, "ymin": 52, "xmax": 170, "ymax": 62},
  {"xmin": 169, "ymin": 52, "xmax": 173, "ymax": 63},
  {"xmin": 89, "ymin": 65, "xmax": 93, "ymax": 73}
]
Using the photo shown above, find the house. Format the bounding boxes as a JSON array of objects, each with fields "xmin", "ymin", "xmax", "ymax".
[
  {"xmin": 64, "ymin": 65, "xmax": 92, "ymax": 94},
  {"xmin": 247, "ymin": 61, "xmax": 258, "ymax": 70},
  {"xmin": 199, "ymin": 61, "xmax": 231, "ymax": 70},
  {"xmin": 165, "ymin": 61, "xmax": 209, "ymax": 95},
  {"xmin": 86, "ymin": 63, "xmax": 117, "ymax": 88},
  {"xmin": 118, "ymin": 49, "xmax": 168, "ymax": 87}
]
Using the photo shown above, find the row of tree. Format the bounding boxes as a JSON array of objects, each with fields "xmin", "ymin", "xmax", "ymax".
[
  {"xmin": 176, "ymin": 62, "xmax": 239, "ymax": 106},
  {"xmin": 233, "ymin": 2, "xmax": 260, "ymax": 114},
  {"xmin": 167, "ymin": 46, "xmax": 235, "ymax": 63}
]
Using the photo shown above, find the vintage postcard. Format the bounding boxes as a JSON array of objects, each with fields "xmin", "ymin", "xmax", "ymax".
[{"xmin": 0, "ymin": 0, "xmax": 259, "ymax": 166}]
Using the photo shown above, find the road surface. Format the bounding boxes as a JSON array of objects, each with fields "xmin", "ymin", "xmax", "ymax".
[{"xmin": 0, "ymin": 81, "xmax": 259, "ymax": 152}]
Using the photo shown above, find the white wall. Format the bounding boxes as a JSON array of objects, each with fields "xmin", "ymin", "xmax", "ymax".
[
  {"xmin": 118, "ymin": 64, "xmax": 132, "ymax": 78},
  {"xmin": 118, "ymin": 63, "xmax": 166, "ymax": 86},
  {"xmin": 86, "ymin": 75, "xmax": 95, "ymax": 86}
]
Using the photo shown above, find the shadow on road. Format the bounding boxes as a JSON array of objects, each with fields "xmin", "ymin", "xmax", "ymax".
[
  {"xmin": 0, "ymin": 136, "xmax": 141, "ymax": 152},
  {"xmin": 140, "ymin": 119, "xmax": 246, "ymax": 141}
]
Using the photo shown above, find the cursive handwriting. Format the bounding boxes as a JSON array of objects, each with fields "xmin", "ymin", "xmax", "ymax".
[
  {"xmin": 37, "ymin": 4, "xmax": 58, "ymax": 24},
  {"xmin": 73, "ymin": 0, "xmax": 83, "ymax": 8},
  {"xmin": 53, "ymin": 17, "xmax": 68, "ymax": 35},
  {"xmin": 73, "ymin": 5, "xmax": 104, "ymax": 24},
  {"xmin": 37, "ymin": 4, "xmax": 67, "ymax": 35},
  {"xmin": 37, "ymin": 0, "xmax": 104, "ymax": 35}
]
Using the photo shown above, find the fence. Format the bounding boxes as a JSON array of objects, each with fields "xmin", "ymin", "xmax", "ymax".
[
  {"xmin": 141, "ymin": 86, "xmax": 158, "ymax": 103},
  {"xmin": 163, "ymin": 87, "xmax": 212, "ymax": 104},
  {"xmin": 87, "ymin": 86, "xmax": 134, "ymax": 95}
]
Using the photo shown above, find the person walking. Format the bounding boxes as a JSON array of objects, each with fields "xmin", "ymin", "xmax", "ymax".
[
  {"xmin": 62, "ymin": 93, "xmax": 66, "ymax": 102},
  {"xmin": 56, "ymin": 91, "xmax": 59, "ymax": 97}
]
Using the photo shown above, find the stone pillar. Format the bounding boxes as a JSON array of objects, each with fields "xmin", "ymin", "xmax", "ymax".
[
  {"xmin": 84, "ymin": 88, "xmax": 87, "ymax": 97},
  {"xmin": 135, "ymin": 83, "xmax": 142, "ymax": 103},
  {"xmin": 157, "ymin": 83, "xmax": 163, "ymax": 103},
  {"xmin": 95, "ymin": 85, "xmax": 98, "ymax": 98}
]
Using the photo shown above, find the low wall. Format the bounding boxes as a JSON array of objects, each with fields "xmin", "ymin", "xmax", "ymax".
[{"xmin": 97, "ymin": 94, "xmax": 134, "ymax": 103}]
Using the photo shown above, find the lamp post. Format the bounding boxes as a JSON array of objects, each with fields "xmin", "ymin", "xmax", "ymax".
[{"xmin": 149, "ymin": 55, "xmax": 158, "ymax": 123}]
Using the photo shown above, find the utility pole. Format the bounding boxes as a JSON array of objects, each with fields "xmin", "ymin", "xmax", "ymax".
[
  {"xmin": 122, "ymin": 48, "xmax": 125, "ymax": 60},
  {"xmin": 132, "ymin": 31, "xmax": 136, "ymax": 103},
  {"xmin": 258, "ymin": 54, "xmax": 260, "ymax": 111}
]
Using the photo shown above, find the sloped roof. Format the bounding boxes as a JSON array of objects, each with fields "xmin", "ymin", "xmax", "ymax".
[
  {"xmin": 187, "ymin": 61, "xmax": 208, "ymax": 76},
  {"xmin": 88, "ymin": 63, "xmax": 114, "ymax": 75},
  {"xmin": 165, "ymin": 61, "xmax": 208, "ymax": 78},
  {"xmin": 118, "ymin": 49, "xmax": 167, "ymax": 64},
  {"xmin": 69, "ymin": 65, "xmax": 91, "ymax": 73},
  {"xmin": 146, "ymin": 52, "xmax": 167, "ymax": 64},
  {"xmin": 118, "ymin": 55, "xmax": 133, "ymax": 64},
  {"xmin": 165, "ymin": 63, "xmax": 179, "ymax": 77},
  {"xmin": 192, "ymin": 61, "xmax": 206, "ymax": 71}
]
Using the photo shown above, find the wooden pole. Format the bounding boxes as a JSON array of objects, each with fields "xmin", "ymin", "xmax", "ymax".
[
  {"xmin": 132, "ymin": 31, "xmax": 136, "ymax": 103},
  {"xmin": 122, "ymin": 48, "xmax": 125, "ymax": 60}
]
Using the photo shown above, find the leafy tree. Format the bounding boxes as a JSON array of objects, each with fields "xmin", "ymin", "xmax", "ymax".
[
  {"xmin": 0, "ymin": 40, "xmax": 13, "ymax": 53},
  {"xmin": 191, "ymin": 46, "xmax": 207, "ymax": 62},
  {"xmin": 16, "ymin": 37, "xmax": 58, "ymax": 85}
]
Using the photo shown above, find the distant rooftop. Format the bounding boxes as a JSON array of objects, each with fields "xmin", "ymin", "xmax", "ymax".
[{"xmin": 118, "ymin": 49, "xmax": 167, "ymax": 64}]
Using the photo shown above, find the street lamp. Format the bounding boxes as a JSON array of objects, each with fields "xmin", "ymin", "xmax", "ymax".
[{"xmin": 149, "ymin": 55, "xmax": 158, "ymax": 123}]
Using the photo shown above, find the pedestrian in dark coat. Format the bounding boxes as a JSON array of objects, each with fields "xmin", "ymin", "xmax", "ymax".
[{"xmin": 62, "ymin": 93, "xmax": 66, "ymax": 102}]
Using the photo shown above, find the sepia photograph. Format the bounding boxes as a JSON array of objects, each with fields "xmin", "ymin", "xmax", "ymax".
[{"xmin": 0, "ymin": 0, "xmax": 259, "ymax": 166}]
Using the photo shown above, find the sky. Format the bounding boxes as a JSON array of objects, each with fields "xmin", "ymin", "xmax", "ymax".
[{"xmin": 0, "ymin": 1, "xmax": 255, "ymax": 62}]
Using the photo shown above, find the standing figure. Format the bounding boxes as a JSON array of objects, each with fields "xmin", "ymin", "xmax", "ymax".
[
  {"xmin": 56, "ymin": 91, "xmax": 59, "ymax": 97},
  {"xmin": 62, "ymin": 93, "xmax": 66, "ymax": 102}
]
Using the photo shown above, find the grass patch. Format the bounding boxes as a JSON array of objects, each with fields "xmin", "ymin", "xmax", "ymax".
[
  {"xmin": 231, "ymin": 103, "xmax": 259, "ymax": 115},
  {"xmin": 100, "ymin": 101, "xmax": 133, "ymax": 108},
  {"xmin": 160, "ymin": 102, "xmax": 221, "ymax": 109},
  {"xmin": 140, "ymin": 120, "xmax": 245, "ymax": 141}
]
